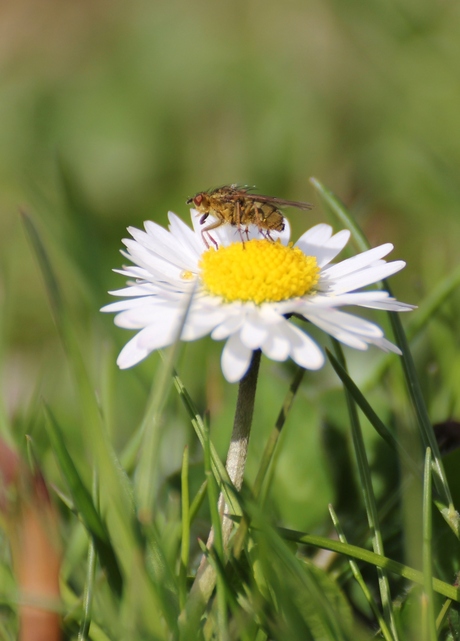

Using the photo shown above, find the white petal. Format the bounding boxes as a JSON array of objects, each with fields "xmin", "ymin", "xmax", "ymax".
[
  {"xmin": 122, "ymin": 238, "xmax": 186, "ymax": 280},
  {"xmin": 322, "ymin": 244, "xmax": 394, "ymax": 279},
  {"xmin": 117, "ymin": 334, "xmax": 152, "ymax": 369},
  {"xmin": 101, "ymin": 296, "xmax": 159, "ymax": 314},
  {"xmin": 325, "ymin": 261, "xmax": 406, "ymax": 294},
  {"xmin": 240, "ymin": 316, "xmax": 270, "ymax": 350},
  {"xmin": 136, "ymin": 320, "xmax": 182, "ymax": 351},
  {"xmin": 113, "ymin": 299, "xmax": 183, "ymax": 329},
  {"xmin": 107, "ymin": 284, "xmax": 159, "ymax": 298},
  {"xmin": 305, "ymin": 309, "xmax": 384, "ymax": 349},
  {"xmin": 302, "ymin": 291, "xmax": 415, "ymax": 311},
  {"xmin": 211, "ymin": 310, "xmax": 246, "ymax": 340},
  {"xmin": 114, "ymin": 265, "xmax": 153, "ymax": 280},
  {"xmin": 221, "ymin": 333, "xmax": 254, "ymax": 383},
  {"xmin": 369, "ymin": 336, "xmax": 402, "ymax": 354},
  {"xmin": 167, "ymin": 212, "xmax": 203, "ymax": 259},
  {"xmin": 117, "ymin": 317, "xmax": 183, "ymax": 369},
  {"xmin": 357, "ymin": 299, "xmax": 415, "ymax": 312},
  {"xmin": 261, "ymin": 324, "xmax": 291, "ymax": 361},
  {"xmin": 298, "ymin": 223, "xmax": 333, "ymax": 245},
  {"xmin": 296, "ymin": 225, "xmax": 350, "ymax": 267},
  {"xmin": 181, "ymin": 308, "xmax": 227, "ymax": 341},
  {"xmin": 286, "ymin": 323, "xmax": 324, "ymax": 370},
  {"xmin": 309, "ymin": 308, "xmax": 384, "ymax": 337}
]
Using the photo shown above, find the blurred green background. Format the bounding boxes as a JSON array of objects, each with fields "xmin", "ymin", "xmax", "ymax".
[{"xmin": 1, "ymin": 0, "xmax": 460, "ymax": 531}]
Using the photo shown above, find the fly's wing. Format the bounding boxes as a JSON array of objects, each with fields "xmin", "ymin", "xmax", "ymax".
[
  {"xmin": 245, "ymin": 194, "xmax": 313, "ymax": 210},
  {"xmin": 217, "ymin": 188, "xmax": 313, "ymax": 210},
  {"xmin": 190, "ymin": 186, "xmax": 313, "ymax": 210}
]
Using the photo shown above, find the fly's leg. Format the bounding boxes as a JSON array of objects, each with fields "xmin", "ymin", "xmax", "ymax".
[
  {"xmin": 252, "ymin": 205, "xmax": 267, "ymax": 238},
  {"xmin": 201, "ymin": 219, "xmax": 223, "ymax": 249},
  {"xmin": 235, "ymin": 201, "xmax": 247, "ymax": 246}
]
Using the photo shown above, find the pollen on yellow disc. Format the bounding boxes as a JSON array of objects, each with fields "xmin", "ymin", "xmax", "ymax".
[{"xmin": 199, "ymin": 239, "xmax": 320, "ymax": 304}]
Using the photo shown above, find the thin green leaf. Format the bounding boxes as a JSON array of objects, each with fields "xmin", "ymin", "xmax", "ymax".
[
  {"xmin": 135, "ymin": 324, "xmax": 190, "ymax": 520},
  {"xmin": 78, "ymin": 538, "xmax": 97, "ymax": 641},
  {"xmin": 21, "ymin": 210, "xmax": 63, "ymax": 319},
  {"xmin": 43, "ymin": 405, "xmax": 123, "ymax": 597},
  {"xmin": 172, "ymin": 368, "xmax": 239, "ymax": 515},
  {"xmin": 366, "ymin": 264, "xmax": 460, "ymax": 387},
  {"xmin": 78, "ymin": 470, "xmax": 99, "ymax": 641},
  {"xmin": 332, "ymin": 341, "xmax": 399, "ymax": 640},
  {"xmin": 422, "ymin": 448, "xmax": 437, "ymax": 641},
  {"xmin": 23, "ymin": 211, "xmax": 145, "ymax": 571},
  {"xmin": 204, "ymin": 415, "xmax": 224, "ymax": 562},
  {"xmin": 142, "ymin": 523, "xmax": 180, "ymax": 633},
  {"xmin": 329, "ymin": 505, "xmax": 394, "ymax": 641},
  {"xmin": 435, "ymin": 597, "xmax": 453, "ymax": 632},
  {"xmin": 248, "ymin": 510, "xmax": 352, "ymax": 641},
  {"xmin": 327, "ymin": 349, "xmax": 421, "ymax": 478},
  {"xmin": 233, "ymin": 365, "xmax": 305, "ymax": 558},
  {"xmin": 388, "ymin": 284, "xmax": 459, "ymax": 537},
  {"xmin": 55, "ymin": 156, "xmax": 104, "ymax": 298},
  {"xmin": 275, "ymin": 526, "xmax": 460, "ymax": 602},
  {"xmin": 179, "ymin": 446, "xmax": 190, "ymax": 609},
  {"xmin": 189, "ymin": 479, "xmax": 208, "ymax": 525}
]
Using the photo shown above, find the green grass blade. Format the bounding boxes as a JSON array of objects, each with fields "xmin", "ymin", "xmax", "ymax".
[
  {"xmin": 78, "ymin": 470, "xmax": 99, "ymax": 641},
  {"xmin": 43, "ymin": 405, "xmax": 123, "ymax": 597},
  {"xmin": 142, "ymin": 524, "xmax": 180, "ymax": 633},
  {"xmin": 328, "ymin": 505, "xmax": 394, "ymax": 641},
  {"xmin": 180, "ymin": 446, "xmax": 190, "ymax": 609},
  {"xmin": 275, "ymin": 526, "xmax": 460, "ymax": 602},
  {"xmin": 422, "ymin": 448, "xmax": 437, "ymax": 641},
  {"xmin": 327, "ymin": 349, "xmax": 421, "ymax": 478},
  {"xmin": 23, "ymin": 211, "xmax": 146, "ymax": 571},
  {"xmin": 189, "ymin": 479, "xmax": 208, "ymax": 525},
  {"xmin": 172, "ymin": 368, "xmax": 240, "ymax": 515},
  {"xmin": 255, "ymin": 365, "xmax": 305, "ymax": 501},
  {"xmin": 55, "ymin": 156, "xmax": 105, "ymax": 299},
  {"xmin": 435, "ymin": 597, "xmax": 453, "ymax": 632},
  {"xmin": 233, "ymin": 365, "xmax": 305, "ymax": 558},
  {"xmin": 78, "ymin": 538, "xmax": 96, "ymax": 641},
  {"xmin": 364, "ymin": 244, "xmax": 460, "ymax": 390},
  {"xmin": 332, "ymin": 341, "xmax": 399, "ymax": 639},
  {"xmin": 246, "ymin": 509, "xmax": 352, "ymax": 641},
  {"xmin": 404, "ymin": 263, "xmax": 460, "ymax": 341},
  {"xmin": 21, "ymin": 211, "xmax": 63, "ymax": 320},
  {"xmin": 387, "ymin": 284, "xmax": 459, "ymax": 537},
  {"xmin": 204, "ymin": 415, "xmax": 224, "ymax": 561},
  {"xmin": 135, "ymin": 326, "xmax": 189, "ymax": 521}
]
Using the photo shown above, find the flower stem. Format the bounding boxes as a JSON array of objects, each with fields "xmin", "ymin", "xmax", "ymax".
[{"xmin": 180, "ymin": 350, "xmax": 261, "ymax": 630}]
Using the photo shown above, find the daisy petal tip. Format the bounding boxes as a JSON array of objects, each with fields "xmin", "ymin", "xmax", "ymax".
[{"xmin": 116, "ymin": 354, "xmax": 135, "ymax": 370}]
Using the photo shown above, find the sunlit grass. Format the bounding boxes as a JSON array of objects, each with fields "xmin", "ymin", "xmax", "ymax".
[
  {"xmin": 1, "ymin": 181, "xmax": 459, "ymax": 639},
  {"xmin": 1, "ymin": 2, "xmax": 460, "ymax": 638}
]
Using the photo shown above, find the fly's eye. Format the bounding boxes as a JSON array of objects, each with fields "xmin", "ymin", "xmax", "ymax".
[{"xmin": 194, "ymin": 195, "xmax": 203, "ymax": 206}]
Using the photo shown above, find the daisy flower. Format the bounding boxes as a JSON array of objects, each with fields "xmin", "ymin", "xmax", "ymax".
[{"xmin": 102, "ymin": 211, "xmax": 414, "ymax": 383}]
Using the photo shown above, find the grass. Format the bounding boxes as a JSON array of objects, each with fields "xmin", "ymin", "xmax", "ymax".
[
  {"xmin": 1, "ymin": 185, "xmax": 459, "ymax": 639},
  {"xmin": 1, "ymin": 1, "xmax": 460, "ymax": 638}
]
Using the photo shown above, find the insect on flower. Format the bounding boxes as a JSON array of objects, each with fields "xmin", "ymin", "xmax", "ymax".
[{"xmin": 186, "ymin": 185, "xmax": 313, "ymax": 248}]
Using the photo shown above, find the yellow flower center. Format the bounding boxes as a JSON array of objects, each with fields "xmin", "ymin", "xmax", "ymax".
[{"xmin": 200, "ymin": 239, "xmax": 320, "ymax": 304}]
